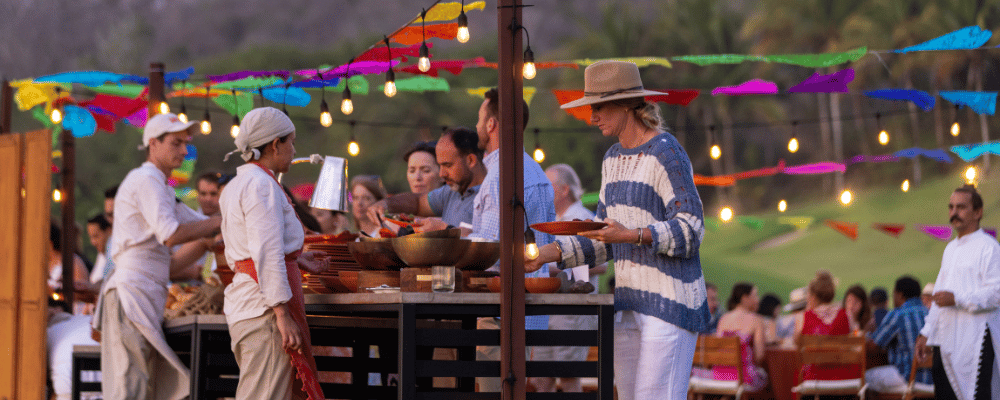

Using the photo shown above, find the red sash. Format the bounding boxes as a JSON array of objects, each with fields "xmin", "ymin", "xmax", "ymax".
[{"xmin": 231, "ymin": 162, "xmax": 324, "ymax": 400}]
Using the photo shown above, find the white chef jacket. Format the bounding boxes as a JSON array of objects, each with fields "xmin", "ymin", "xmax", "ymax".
[
  {"xmin": 921, "ymin": 228, "xmax": 1000, "ymax": 400},
  {"xmin": 101, "ymin": 161, "xmax": 207, "ymax": 400},
  {"xmin": 220, "ymin": 163, "xmax": 304, "ymax": 326}
]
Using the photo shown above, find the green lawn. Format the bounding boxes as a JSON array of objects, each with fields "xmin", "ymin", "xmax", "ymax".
[{"xmin": 699, "ymin": 165, "xmax": 999, "ymax": 306}]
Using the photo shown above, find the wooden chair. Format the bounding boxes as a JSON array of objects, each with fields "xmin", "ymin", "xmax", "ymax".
[
  {"xmin": 688, "ymin": 335, "xmax": 767, "ymax": 400},
  {"xmin": 867, "ymin": 346, "xmax": 935, "ymax": 400},
  {"xmin": 792, "ymin": 335, "xmax": 867, "ymax": 399}
]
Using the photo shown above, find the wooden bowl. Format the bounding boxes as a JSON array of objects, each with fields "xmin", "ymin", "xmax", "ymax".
[
  {"xmin": 454, "ymin": 241, "xmax": 501, "ymax": 271},
  {"xmin": 407, "ymin": 228, "xmax": 462, "ymax": 239},
  {"xmin": 485, "ymin": 277, "xmax": 561, "ymax": 294},
  {"xmin": 318, "ymin": 276, "xmax": 352, "ymax": 293},
  {"xmin": 391, "ymin": 237, "xmax": 471, "ymax": 268},
  {"xmin": 339, "ymin": 271, "xmax": 358, "ymax": 292},
  {"xmin": 348, "ymin": 240, "xmax": 405, "ymax": 270}
]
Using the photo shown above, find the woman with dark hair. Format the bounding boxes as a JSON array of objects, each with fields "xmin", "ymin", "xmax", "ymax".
[
  {"xmin": 403, "ymin": 141, "xmax": 443, "ymax": 195},
  {"xmin": 843, "ymin": 284, "xmax": 872, "ymax": 334},
  {"xmin": 712, "ymin": 282, "xmax": 768, "ymax": 391},
  {"xmin": 756, "ymin": 294, "xmax": 782, "ymax": 345}
]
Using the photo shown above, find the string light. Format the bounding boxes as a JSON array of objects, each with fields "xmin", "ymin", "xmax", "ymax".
[
  {"xmin": 901, "ymin": 179, "xmax": 910, "ymax": 192},
  {"xmin": 778, "ymin": 200, "xmax": 787, "ymax": 212},
  {"xmin": 158, "ymin": 101, "xmax": 170, "ymax": 115},
  {"xmin": 876, "ymin": 113, "xmax": 889, "ymax": 146},
  {"xmin": 710, "ymin": 143, "xmax": 721, "ymax": 160},
  {"xmin": 177, "ymin": 81, "xmax": 188, "ymax": 122},
  {"xmin": 341, "ymin": 86, "xmax": 353, "ymax": 115},
  {"xmin": 951, "ymin": 106, "xmax": 960, "ymax": 137},
  {"xmin": 787, "ymin": 121, "xmax": 799, "ymax": 153},
  {"xmin": 456, "ymin": 0, "xmax": 470, "ymax": 43},
  {"xmin": 532, "ymin": 128, "xmax": 545, "ymax": 163},
  {"xmin": 840, "ymin": 190, "xmax": 853, "ymax": 205},
  {"xmin": 52, "ymin": 188, "xmax": 62, "ymax": 202},
  {"xmin": 524, "ymin": 228, "xmax": 539, "ymax": 260},
  {"xmin": 418, "ymin": 9, "xmax": 431, "ymax": 72},
  {"xmin": 719, "ymin": 207, "xmax": 733, "ymax": 222},
  {"xmin": 50, "ymin": 107, "xmax": 63, "ymax": 124},
  {"xmin": 523, "ymin": 46, "xmax": 536, "ymax": 80},
  {"xmin": 318, "ymin": 74, "xmax": 333, "ymax": 127},
  {"xmin": 965, "ymin": 166, "xmax": 977, "ymax": 184},
  {"xmin": 383, "ymin": 37, "xmax": 397, "ymax": 97},
  {"xmin": 200, "ymin": 86, "xmax": 211, "ymax": 135},
  {"xmin": 347, "ymin": 121, "xmax": 360, "ymax": 156},
  {"xmin": 230, "ymin": 89, "xmax": 240, "ymax": 138}
]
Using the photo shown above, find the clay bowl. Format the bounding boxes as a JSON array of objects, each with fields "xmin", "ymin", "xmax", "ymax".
[
  {"xmin": 339, "ymin": 271, "xmax": 358, "ymax": 292},
  {"xmin": 391, "ymin": 237, "xmax": 471, "ymax": 268},
  {"xmin": 486, "ymin": 277, "xmax": 562, "ymax": 294},
  {"xmin": 318, "ymin": 276, "xmax": 352, "ymax": 293},
  {"xmin": 406, "ymin": 228, "xmax": 462, "ymax": 239},
  {"xmin": 453, "ymin": 241, "xmax": 501, "ymax": 271},
  {"xmin": 347, "ymin": 240, "xmax": 406, "ymax": 270}
]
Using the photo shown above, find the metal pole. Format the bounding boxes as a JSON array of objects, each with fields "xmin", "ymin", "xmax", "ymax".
[
  {"xmin": 497, "ymin": 1, "xmax": 525, "ymax": 399},
  {"xmin": 149, "ymin": 62, "xmax": 165, "ymax": 117},
  {"xmin": 60, "ymin": 129, "xmax": 75, "ymax": 308},
  {"xmin": 1, "ymin": 79, "xmax": 12, "ymax": 134}
]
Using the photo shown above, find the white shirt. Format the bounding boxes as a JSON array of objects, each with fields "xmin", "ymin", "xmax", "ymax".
[
  {"xmin": 220, "ymin": 163, "xmax": 304, "ymax": 325},
  {"xmin": 559, "ymin": 201, "xmax": 597, "ymax": 284},
  {"xmin": 921, "ymin": 228, "xmax": 1000, "ymax": 400}
]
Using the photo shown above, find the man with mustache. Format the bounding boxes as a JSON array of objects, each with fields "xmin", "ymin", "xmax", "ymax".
[{"xmin": 915, "ymin": 184, "xmax": 999, "ymax": 400}]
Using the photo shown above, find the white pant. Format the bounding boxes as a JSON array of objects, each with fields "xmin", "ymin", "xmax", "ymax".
[
  {"xmin": 614, "ymin": 310, "xmax": 697, "ymax": 400},
  {"xmin": 865, "ymin": 365, "xmax": 908, "ymax": 394}
]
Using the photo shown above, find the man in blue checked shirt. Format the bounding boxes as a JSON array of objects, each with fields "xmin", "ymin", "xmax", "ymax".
[
  {"xmin": 866, "ymin": 276, "xmax": 932, "ymax": 394},
  {"xmin": 470, "ymin": 87, "xmax": 557, "ymax": 393}
]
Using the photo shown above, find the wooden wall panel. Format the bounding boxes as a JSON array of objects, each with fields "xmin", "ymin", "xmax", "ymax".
[
  {"xmin": 0, "ymin": 133, "xmax": 23, "ymax": 400},
  {"xmin": 19, "ymin": 130, "xmax": 51, "ymax": 400}
]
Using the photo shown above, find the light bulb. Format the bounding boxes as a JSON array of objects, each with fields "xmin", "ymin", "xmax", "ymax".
[
  {"xmin": 840, "ymin": 190, "xmax": 853, "ymax": 205},
  {"xmin": 710, "ymin": 144, "xmax": 721, "ymax": 160},
  {"xmin": 158, "ymin": 101, "xmax": 170, "ymax": 115},
  {"xmin": 719, "ymin": 207, "xmax": 733, "ymax": 222},
  {"xmin": 52, "ymin": 292, "xmax": 62, "ymax": 301},
  {"xmin": 319, "ymin": 110, "xmax": 333, "ymax": 127},
  {"xmin": 384, "ymin": 80, "xmax": 397, "ymax": 98},
  {"xmin": 50, "ymin": 108, "xmax": 63, "ymax": 124},
  {"xmin": 778, "ymin": 200, "xmax": 787, "ymax": 212},
  {"xmin": 965, "ymin": 166, "xmax": 977, "ymax": 183},
  {"xmin": 418, "ymin": 42, "xmax": 431, "ymax": 72},
  {"xmin": 348, "ymin": 140, "xmax": 360, "ymax": 156},
  {"xmin": 533, "ymin": 147, "xmax": 545, "ymax": 163},
  {"xmin": 341, "ymin": 98, "xmax": 353, "ymax": 115},
  {"xmin": 878, "ymin": 129, "xmax": 889, "ymax": 145},
  {"xmin": 901, "ymin": 179, "xmax": 910, "ymax": 192},
  {"xmin": 200, "ymin": 120, "xmax": 211, "ymax": 135},
  {"xmin": 951, "ymin": 122, "xmax": 960, "ymax": 137},
  {"xmin": 177, "ymin": 112, "xmax": 188, "ymax": 123},
  {"xmin": 523, "ymin": 62, "xmax": 537, "ymax": 80},
  {"xmin": 788, "ymin": 137, "xmax": 799, "ymax": 153},
  {"xmin": 52, "ymin": 188, "xmax": 62, "ymax": 202},
  {"xmin": 230, "ymin": 124, "xmax": 240, "ymax": 138},
  {"xmin": 456, "ymin": 11, "xmax": 470, "ymax": 43},
  {"xmin": 525, "ymin": 242, "xmax": 539, "ymax": 260}
]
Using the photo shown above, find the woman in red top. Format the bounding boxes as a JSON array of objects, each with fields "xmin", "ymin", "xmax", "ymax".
[{"xmin": 795, "ymin": 270, "xmax": 855, "ymax": 380}]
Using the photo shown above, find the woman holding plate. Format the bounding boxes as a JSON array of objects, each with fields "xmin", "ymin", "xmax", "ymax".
[{"xmin": 526, "ymin": 61, "xmax": 709, "ymax": 400}]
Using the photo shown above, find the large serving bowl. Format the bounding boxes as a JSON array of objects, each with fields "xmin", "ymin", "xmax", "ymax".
[
  {"xmin": 453, "ymin": 241, "xmax": 501, "ymax": 271},
  {"xmin": 407, "ymin": 228, "xmax": 462, "ymax": 239},
  {"xmin": 391, "ymin": 237, "xmax": 471, "ymax": 267},
  {"xmin": 348, "ymin": 240, "xmax": 406, "ymax": 270}
]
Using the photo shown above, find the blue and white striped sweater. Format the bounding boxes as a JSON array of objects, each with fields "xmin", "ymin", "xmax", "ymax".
[{"xmin": 556, "ymin": 132, "xmax": 711, "ymax": 333}]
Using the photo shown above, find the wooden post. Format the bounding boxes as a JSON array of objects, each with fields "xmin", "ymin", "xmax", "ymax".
[
  {"xmin": 149, "ymin": 62, "xmax": 165, "ymax": 117},
  {"xmin": 497, "ymin": 1, "xmax": 526, "ymax": 399},
  {"xmin": 60, "ymin": 129, "xmax": 75, "ymax": 308},
  {"xmin": 1, "ymin": 79, "xmax": 11, "ymax": 134}
]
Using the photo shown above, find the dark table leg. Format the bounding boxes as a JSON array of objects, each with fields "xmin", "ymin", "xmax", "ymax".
[
  {"xmin": 598, "ymin": 305, "xmax": 614, "ymax": 400},
  {"xmin": 398, "ymin": 303, "xmax": 416, "ymax": 400}
]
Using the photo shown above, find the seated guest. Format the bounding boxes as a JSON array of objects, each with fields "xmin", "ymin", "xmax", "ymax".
[
  {"xmin": 757, "ymin": 293, "xmax": 782, "ymax": 345},
  {"xmin": 843, "ymin": 284, "xmax": 872, "ymax": 334},
  {"xmin": 47, "ymin": 299, "xmax": 99, "ymax": 400},
  {"xmin": 48, "ymin": 223, "xmax": 96, "ymax": 314},
  {"xmin": 713, "ymin": 282, "xmax": 768, "ymax": 391},
  {"xmin": 865, "ymin": 276, "xmax": 931, "ymax": 394},
  {"xmin": 776, "ymin": 287, "xmax": 807, "ymax": 341},
  {"xmin": 870, "ymin": 287, "xmax": 889, "ymax": 329},
  {"xmin": 795, "ymin": 271, "xmax": 854, "ymax": 380},
  {"xmin": 706, "ymin": 282, "xmax": 723, "ymax": 333},
  {"xmin": 86, "ymin": 213, "xmax": 114, "ymax": 287}
]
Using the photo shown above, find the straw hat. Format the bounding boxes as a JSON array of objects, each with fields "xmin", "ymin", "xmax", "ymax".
[
  {"xmin": 783, "ymin": 287, "xmax": 808, "ymax": 312},
  {"xmin": 560, "ymin": 60, "xmax": 663, "ymax": 109}
]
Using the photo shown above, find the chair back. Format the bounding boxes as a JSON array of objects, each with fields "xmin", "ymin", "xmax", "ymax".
[
  {"xmin": 693, "ymin": 335, "xmax": 743, "ymax": 383},
  {"xmin": 909, "ymin": 346, "xmax": 934, "ymax": 383},
  {"xmin": 798, "ymin": 335, "xmax": 866, "ymax": 382}
]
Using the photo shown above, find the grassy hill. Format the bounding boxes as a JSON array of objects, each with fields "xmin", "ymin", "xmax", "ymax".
[{"xmin": 697, "ymin": 165, "xmax": 999, "ymax": 306}]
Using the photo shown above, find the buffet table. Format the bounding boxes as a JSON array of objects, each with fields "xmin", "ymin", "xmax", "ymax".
[{"xmin": 304, "ymin": 292, "xmax": 615, "ymax": 400}]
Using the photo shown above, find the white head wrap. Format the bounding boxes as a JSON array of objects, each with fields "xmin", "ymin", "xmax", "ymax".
[{"xmin": 224, "ymin": 107, "xmax": 295, "ymax": 162}]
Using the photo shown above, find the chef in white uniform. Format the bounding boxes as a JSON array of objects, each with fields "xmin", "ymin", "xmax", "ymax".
[
  {"xmin": 917, "ymin": 184, "xmax": 1000, "ymax": 400},
  {"xmin": 96, "ymin": 113, "xmax": 221, "ymax": 400}
]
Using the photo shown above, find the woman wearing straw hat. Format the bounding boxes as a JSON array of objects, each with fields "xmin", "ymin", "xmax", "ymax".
[
  {"xmin": 219, "ymin": 107, "xmax": 330, "ymax": 400},
  {"xmin": 527, "ymin": 61, "xmax": 709, "ymax": 400}
]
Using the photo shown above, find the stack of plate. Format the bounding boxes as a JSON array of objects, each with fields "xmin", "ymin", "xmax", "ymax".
[{"xmin": 303, "ymin": 242, "xmax": 362, "ymax": 293}]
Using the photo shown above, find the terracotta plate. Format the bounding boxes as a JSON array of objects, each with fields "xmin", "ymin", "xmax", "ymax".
[{"xmin": 530, "ymin": 221, "xmax": 607, "ymax": 236}]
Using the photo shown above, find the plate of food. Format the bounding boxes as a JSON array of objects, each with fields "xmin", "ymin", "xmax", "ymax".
[{"xmin": 530, "ymin": 221, "xmax": 607, "ymax": 236}]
